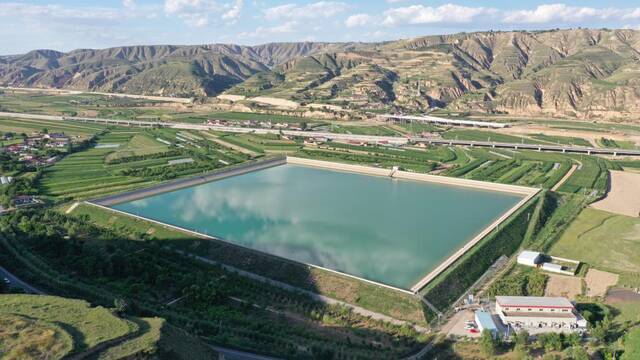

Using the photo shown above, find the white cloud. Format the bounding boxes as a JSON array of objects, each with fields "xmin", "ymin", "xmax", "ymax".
[
  {"xmin": 164, "ymin": 0, "xmax": 243, "ymax": 27},
  {"xmin": 222, "ymin": 0, "xmax": 243, "ymax": 22},
  {"xmin": 502, "ymin": 4, "xmax": 619, "ymax": 24},
  {"xmin": 264, "ymin": 1, "xmax": 349, "ymax": 20},
  {"xmin": 382, "ymin": 4, "xmax": 497, "ymax": 26},
  {"xmin": 123, "ymin": 0, "xmax": 136, "ymax": 9},
  {"xmin": 622, "ymin": 8, "xmax": 640, "ymax": 20},
  {"xmin": 0, "ymin": 2, "xmax": 123, "ymax": 21},
  {"xmin": 239, "ymin": 21, "xmax": 297, "ymax": 38},
  {"xmin": 345, "ymin": 14, "xmax": 374, "ymax": 28}
]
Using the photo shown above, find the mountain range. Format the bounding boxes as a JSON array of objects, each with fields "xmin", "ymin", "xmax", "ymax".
[{"xmin": 2, "ymin": 28, "xmax": 640, "ymax": 120}]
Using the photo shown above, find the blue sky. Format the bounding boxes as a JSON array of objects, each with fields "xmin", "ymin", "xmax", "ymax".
[{"xmin": 1, "ymin": 1, "xmax": 640, "ymax": 54}]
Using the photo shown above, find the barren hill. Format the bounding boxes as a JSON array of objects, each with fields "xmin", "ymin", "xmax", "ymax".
[{"xmin": 2, "ymin": 29, "xmax": 640, "ymax": 120}]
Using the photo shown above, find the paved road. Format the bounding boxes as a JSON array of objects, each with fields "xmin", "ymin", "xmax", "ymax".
[
  {"xmin": 0, "ymin": 266, "xmax": 45, "ymax": 294},
  {"xmin": 211, "ymin": 346, "xmax": 281, "ymax": 360},
  {"xmin": 416, "ymin": 138, "xmax": 640, "ymax": 156},
  {"xmin": 2, "ymin": 111, "xmax": 639, "ymax": 156}
]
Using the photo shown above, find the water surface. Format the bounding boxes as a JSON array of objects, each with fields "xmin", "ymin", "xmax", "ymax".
[{"xmin": 113, "ymin": 164, "xmax": 524, "ymax": 289}]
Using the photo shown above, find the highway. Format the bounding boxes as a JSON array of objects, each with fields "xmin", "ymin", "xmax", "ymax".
[
  {"xmin": 2, "ymin": 111, "xmax": 640, "ymax": 156},
  {"xmin": 210, "ymin": 346, "xmax": 280, "ymax": 360},
  {"xmin": 0, "ymin": 265, "xmax": 45, "ymax": 294}
]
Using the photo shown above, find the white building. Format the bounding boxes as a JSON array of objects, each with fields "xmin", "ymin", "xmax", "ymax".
[
  {"xmin": 495, "ymin": 296, "xmax": 587, "ymax": 332},
  {"xmin": 475, "ymin": 310, "xmax": 499, "ymax": 338},
  {"xmin": 517, "ymin": 250, "xmax": 542, "ymax": 267}
]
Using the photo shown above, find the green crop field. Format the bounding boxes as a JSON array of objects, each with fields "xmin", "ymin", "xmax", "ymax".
[
  {"xmin": 104, "ymin": 133, "xmax": 169, "ymax": 161},
  {"xmin": 0, "ymin": 92, "xmax": 158, "ymax": 114},
  {"xmin": 530, "ymin": 133, "xmax": 592, "ymax": 147},
  {"xmin": 439, "ymin": 148, "xmax": 573, "ymax": 189},
  {"xmin": 38, "ymin": 128, "xmax": 248, "ymax": 200},
  {"xmin": 0, "ymin": 117, "xmax": 105, "ymax": 138},
  {"xmin": 220, "ymin": 133, "xmax": 301, "ymax": 153},
  {"xmin": 331, "ymin": 124, "xmax": 399, "ymax": 136},
  {"xmin": 557, "ymin": 156, "xmax": 613, "ymax": 196},
  {"xmin": 597, "ymin": 137, "xmax": 639, "ymax": 150},
  {"xmin": 550, "ymin": 208, "xmax": 640, "ymax": 287},
  {"xmin": 442, "ymin": 129, "xmax": 544, "ymax": 144}
]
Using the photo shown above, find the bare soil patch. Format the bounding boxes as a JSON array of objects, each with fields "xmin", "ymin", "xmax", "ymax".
[
  {"xmin": 545, "ymin": 274, "xmax": 582, "ymax": 299},
  {"xmin": 249, "ymin": 96, "xmax": 299, "ymax": 109},
  {"xmin": 499, "ymin": 124, "xmax": 640, "ymax": 145},
  {"xmin": 217, "ymin": 94, "xmax": 245, "ymax": 102},
  {"xmin": 585, "ymin": 269, "xmax": 619, "ymax": 297},
  {"xmin": 605, "ymin": 287, "xmax": 640, "ymax": 304},
  {"xmin": 591, "ymin": 170, "xmax": 640, "ymax": 217}
]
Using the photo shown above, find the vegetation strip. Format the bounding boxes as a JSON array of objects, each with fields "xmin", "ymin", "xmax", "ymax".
[{"xmin": 91, "ymin": 156, "xmax": 285, "ymax": 206}]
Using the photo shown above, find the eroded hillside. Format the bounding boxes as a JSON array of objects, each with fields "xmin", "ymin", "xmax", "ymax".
[{"xmin": 2, "ymin": 29, "xmax": 640, "ymax": 119}]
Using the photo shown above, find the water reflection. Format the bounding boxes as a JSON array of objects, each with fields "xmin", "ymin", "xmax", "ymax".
[{"xmin": 114, "ymin": 165, "xmax": 523, "ymax": 288}]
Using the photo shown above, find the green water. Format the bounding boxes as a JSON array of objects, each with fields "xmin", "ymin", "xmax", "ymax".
[{"xmin": 113, "ymin": 165, "xmax": 524, "ymax": 289}]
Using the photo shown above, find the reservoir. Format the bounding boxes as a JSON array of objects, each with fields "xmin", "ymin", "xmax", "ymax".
[{"xmin": 112, "ymin": 164, "xmax": 525, "ymax": 289}]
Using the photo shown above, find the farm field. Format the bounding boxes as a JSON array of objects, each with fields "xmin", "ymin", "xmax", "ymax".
[
  {"xmin": 529, "ymin": 133, "xmax": 592, "ymax": 147},
  {"xmin": 597, "ymin": 137, "xmax": 639, "ymax": 150},
  {"xmin": 0, "ymin": 117, "xmax": 105, "ymax": 139},
  {"xmin": 0, "ymin": 92, "xmax": 161, "ymax": 116},
  {"xmin": 219, "ymin": 132, "xmax": 301, "ymax": 153},
  {"xmin": 331, "ymin": 124, "xmax": 400, "ymax": 136},
  {"xmin": 38, "ymin": 128, "xmax": 248, "ymax": 200},
  {"xmin": 442, "ymin": 129, "xmax": 544, "ymax": 144},
  {"xmin": 550, "ymin": 208, "xmax": 640, "ymax": 287}
]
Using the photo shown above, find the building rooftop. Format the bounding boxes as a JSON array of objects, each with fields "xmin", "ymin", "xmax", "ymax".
[
  {"xmin": 496, "ymin": 296, "xmax": 574, "ymax": 309},
  {"xmin": 502, "ymin": 311, "xmax": 577, "ymax": 319},
  {"xmin": 518, "ymin": 250, "xmax": 542, "ymax": 263},
  {"xmin": 475, "ymin": 311, "xmax": 497, "ymax": 331}
]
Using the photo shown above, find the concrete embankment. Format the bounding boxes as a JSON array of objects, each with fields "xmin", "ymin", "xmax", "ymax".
[
  {"xmin": 393, "ymin": 170, "xmax": 537, "ymax": 196},
  {"xmin": 285, "ymin": 157, "xmax": 540, "ymax": 293},
  {"xmin": 92, "ymin": 156, "xmax": 286, "ymax": 206},
  {"xmin": 287, "ymin": 157, "xmax": 538, "ymax": 196},
  {"xmin": 409, "ymin": 190, "xmax": 539, "ymax": 293},
  {"xmin": 286, "ymin": 157, "xmax": 394, "ymax": 177}
]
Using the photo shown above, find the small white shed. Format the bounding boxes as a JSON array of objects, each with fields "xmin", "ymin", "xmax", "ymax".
[{"xmin": 517, "ymin": 250, "xmax": 542, "ymax": 267}]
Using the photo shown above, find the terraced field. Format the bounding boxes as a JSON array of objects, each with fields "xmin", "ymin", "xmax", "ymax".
[
  {"xmin": 219, "ymin": 133, "xmax": 301, "ymax": 153},
  {"xmin": 442, "ymin": 148, "xmax": 573, "ymax": 189},
  {"xmin": 39, "ymin": 128, "xmax": 249, "ymax": 200}
]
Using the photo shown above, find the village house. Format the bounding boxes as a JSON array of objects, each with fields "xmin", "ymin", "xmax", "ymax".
[{"xmin": 495, "ymin": 296, "xmax": 588, "ymax": 332}]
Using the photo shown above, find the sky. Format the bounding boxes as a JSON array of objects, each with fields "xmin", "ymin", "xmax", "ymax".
[{"xmin": 1, "ymin": 0, "xmax": 640, "ymax": 55}]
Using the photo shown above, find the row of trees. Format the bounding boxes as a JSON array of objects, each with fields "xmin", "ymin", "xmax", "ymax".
[
  {"xmin": 0, "ymin": 209, "xmax": 427, "ymax": 359},
  {"xmin": 479, "ymin": 329, "xmax": 587, "ymax": 359}
]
